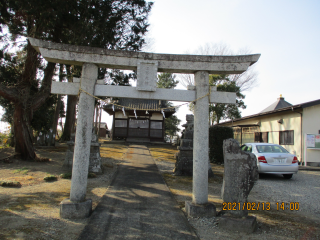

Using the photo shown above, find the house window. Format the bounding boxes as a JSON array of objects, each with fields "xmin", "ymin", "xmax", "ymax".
[
  {"xmin": 254, "ymin": 132, "xmax": 268, "ymax": 143},
  {"xmin": 279, "ymin": 130, "xmax": 294, "ymax": 145}
]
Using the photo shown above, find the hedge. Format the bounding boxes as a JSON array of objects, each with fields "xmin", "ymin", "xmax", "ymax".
[{"xmin": 209, "ymin": 125, "xmax": 234, "ymax": 164}]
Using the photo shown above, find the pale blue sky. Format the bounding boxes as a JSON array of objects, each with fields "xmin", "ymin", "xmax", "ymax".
[
  {"xmin": 146, "ymin": 0, "xmax": 320, "ymax": 121},
  {"xmin": 2, "ymin": 1, "xmax": 319, "ymax": 133},
  {"xmin": 100, "ymin": 0, "xmax": 320, "ymax": 131}
]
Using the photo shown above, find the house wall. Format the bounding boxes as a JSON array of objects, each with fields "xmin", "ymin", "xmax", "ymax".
[
  {"xmin": 302, "ymin": 105, "xmax": 320, "ymax": 165},
  {"xmin": 221, "ymin": 111, "xmax": 302, "ymax": 160},
  {"xmin": 259, "ymin": 112, "xmax": 301, "ymax": 159}
]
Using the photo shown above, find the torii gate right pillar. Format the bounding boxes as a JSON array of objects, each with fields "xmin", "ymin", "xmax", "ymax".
[
  {"xmin": 193, "ymin": 71, "xmax": 210, "ymax": 204},
  {"xmin": 186, "ymin": 71, "xmax": 216, "ymax": 217}
]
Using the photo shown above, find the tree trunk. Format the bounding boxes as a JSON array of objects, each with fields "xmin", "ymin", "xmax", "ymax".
[
  {"xmin": 51, "ymin": 95, "xmax": 62, "ymax": 145},
  {"xmin": 13, "ymin": 103, "xmax": 36, "ymax": 160},
  {"xmin": 12, "ymin": 41, "xmax": 56, "ymax": 159},
  {"xmin": 60, "ymin": 95, "xmax": 78, "ymax": 141},
  {"xmin": 60, "ymin": 65, "xmax": 78, "ymax": 141},
  {"xmin": 9, "ymin": 121, "xmax": 15, "ymax": 147},
  {"xmin": 12, "ymin": 41, "xmax": 41, "ymax": 160},
  {"xmin": 51, "ymin": 64, "xmax": 64, "ymax": 145},
  {"xmin": 60, "ymin": 118, "xmax": 64, "ymax": 132}
]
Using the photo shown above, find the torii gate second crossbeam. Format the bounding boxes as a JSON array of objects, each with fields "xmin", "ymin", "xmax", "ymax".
[{"xmin": 29, "ymin": 38, "xmax": 260, "ymax": 219}]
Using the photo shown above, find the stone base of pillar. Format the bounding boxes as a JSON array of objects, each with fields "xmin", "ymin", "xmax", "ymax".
[
  {"xmin": 185, "ymin": 201, "xmax": 216, "ymax": 218},
  {"xmin": 60, "ymin": 198, "xmax": 92, "ymax": 219},
  {"xmin": 219, "ymin": 215, "xmax": 258, "ymax": 233}
]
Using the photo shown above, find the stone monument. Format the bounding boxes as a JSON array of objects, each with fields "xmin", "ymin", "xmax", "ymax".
[
  {"xmin": 64, "ymin": 132, "xmax": 102, "ymax": 174},
  {"xmin": 174, "ymin": 114, "xmax": 213, "ymax": 177},
  {"xmin": 219, "ymin": 138, "xmax": 259, "ymax": 233},
  {"xmin": 35, "ymin": 130, "xmax": 55, "ymax": 146}
]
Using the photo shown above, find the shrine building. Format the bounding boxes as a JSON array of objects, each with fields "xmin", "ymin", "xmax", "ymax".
[{"xmin": 104, "ymin": 98, "xmax": 175, "ymax": 142}]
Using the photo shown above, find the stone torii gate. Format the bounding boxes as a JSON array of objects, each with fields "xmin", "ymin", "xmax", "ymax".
[{"xmin": 29, "ymin": 38, "xmax": 260, "ymax": 218}]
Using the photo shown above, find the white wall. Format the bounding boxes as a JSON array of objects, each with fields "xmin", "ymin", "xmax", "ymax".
[
  {"xmin": 259, "ymin": 112, "xmax": 301, "ymax": 159},
  {"xmin": 220, "ymin": 111, "xmax": 302, "ymax": 160},
  {"xmin": 302, "ymin": 105, "xmax": 320, "ymax": 164}
]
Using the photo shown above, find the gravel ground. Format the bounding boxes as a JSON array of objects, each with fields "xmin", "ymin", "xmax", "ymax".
[
  {"xmin": 249, "ymin": 171, "xmax": 320, "ymax": 219},
  {"xmin": 153, "ymin": 157, "xmax": 320, "ymax": 240}
]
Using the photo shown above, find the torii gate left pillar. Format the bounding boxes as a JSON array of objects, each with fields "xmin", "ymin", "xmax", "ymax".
[
  {"xmin": 28, "ymin": 38, "xmax": 260, "ymax": 219},
  {"xmin": 60, "ymin": 63, "xmax": 98, "ymax": 218}
]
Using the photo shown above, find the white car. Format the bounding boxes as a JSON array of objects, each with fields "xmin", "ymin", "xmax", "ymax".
[{"xmin": 240, "ymin": 143, "xmax": 299, "ymax": 179}]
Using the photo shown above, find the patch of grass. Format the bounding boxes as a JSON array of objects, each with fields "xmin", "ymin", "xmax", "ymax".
[
  {"xmin": 2, "ymin": 191, "xmax": 70, "ymax": 214},
  {"xmin": 59, "ymin": 172, "xmax": 97, "ymax": 179},
  {"xmin": 100, "ymin": 145, "xmax": 127, "ymax": 159},
  {"xmin": 60, "ymin": 172, "xmax": 72, "ymax": 179},
  {"xmin": 43, "ymin": 175, "xmax": 58, "ymax": 182},
  {"xmin": 148, "ymin": 146, "xmax": 178, "ymax": 163},
  {"xmin": 0, "ymin": 180, "xmax": 21, "ymax": 187},
  {"xmin": 13, "ymin": 167, "xmax": 29, "ymax": 175}
]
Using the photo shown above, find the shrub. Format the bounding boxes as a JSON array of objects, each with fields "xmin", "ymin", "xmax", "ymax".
[
  {"xmin": 60, "ymin": 173, "xmax": 72, "ymax": 179},
  {"xmin": 0, "ymin": 132, "xmax": 10, "ymax": 148},
  {"xmin": 0, "ymin": 181, "xmax": 21, "ymax": 187},
  {"xmin": 59, "ymin": 172, "xmax": 97, "ymax": 179},
  {"xmin": 44, "ymin": 175, "xmax": 58, "ymax": 182},
  {"xmin": 209, "ymin": 125, "xmax": 234, "ymax": 164},
  {"xmin": 13, "ymin": 167, "xmax": 28, "ymax": 174}
]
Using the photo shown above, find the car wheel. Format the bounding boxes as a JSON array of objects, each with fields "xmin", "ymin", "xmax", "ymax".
[{"xmin": 283, "ymin": 174, "xmax": 293, "ymax": 179}]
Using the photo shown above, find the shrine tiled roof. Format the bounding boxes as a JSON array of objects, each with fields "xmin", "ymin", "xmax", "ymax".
[{"xmin": 103, "ymin": 98, "xmax": 176, "ymax": 112}]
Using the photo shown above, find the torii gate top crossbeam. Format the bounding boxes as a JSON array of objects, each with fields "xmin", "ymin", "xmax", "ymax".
[{"xmin": 29, "ymin": 38, "xmax": 260, "ymax": 74}]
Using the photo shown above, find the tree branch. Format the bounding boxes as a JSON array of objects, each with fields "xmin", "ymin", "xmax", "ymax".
[{"xmin": 0, "ymin": 84, "xmax": 19, "ymax": 102}]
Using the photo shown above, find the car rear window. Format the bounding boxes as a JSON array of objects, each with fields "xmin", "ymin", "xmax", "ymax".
[{"xmin": 256, "ymin": 145, "xmax": 289, "ymax": 153}]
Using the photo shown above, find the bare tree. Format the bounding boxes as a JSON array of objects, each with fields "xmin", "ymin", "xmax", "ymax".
[{"xmin": 179, "ymin": 43, "xmax": 259, "ymax": 92}]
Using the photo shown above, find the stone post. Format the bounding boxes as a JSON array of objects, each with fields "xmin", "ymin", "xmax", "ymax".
[
  {"xmin": 185, "ymin": 71, "xmax": 216, "ymax": 218},
  {"xmin": 219, "ymin": 138, "xmax": 259, "ymax": 233},
  {"xmin": 60, "ymin": 63, "xmax": 97, "ymax": 219},
  {"xmin": 193, "ymin": 71, "xmax": 209, "ymax": 204}
]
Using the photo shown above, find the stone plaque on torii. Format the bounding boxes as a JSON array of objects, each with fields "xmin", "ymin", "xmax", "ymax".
[{"xmin": 28, "ymin": 38, "xmax": 260, "ymax": 218}]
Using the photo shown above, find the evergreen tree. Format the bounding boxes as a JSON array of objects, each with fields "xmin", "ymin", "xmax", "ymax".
[
  {"xmin": 156, "ymin": 73, "xmax": 181, "ymax": 139},
  {"xmin": 208, "ymin": 74, "xmax": 246, "ymax": 124},
  {"xmin": 0, "ymin": 0, "xmax": 153, "ymax": 160},
  {"xmin": 188, "ymin": 74, "xmax": 246, "ymax": 125},
  {"xmin": 157, "ymin": 73, "xmax": 179, "ymax": 89},
  {"xmin": 164, "ymin": 114, "xmax": 181, "ymax": 140}
]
